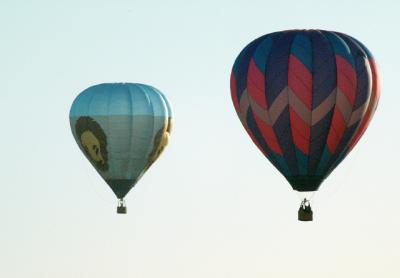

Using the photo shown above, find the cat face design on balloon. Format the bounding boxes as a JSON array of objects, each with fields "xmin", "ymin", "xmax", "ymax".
[
  {"xmin": 75, "ymin": 116, "xmax": 109, "ymax": 171},
  {"xmin": 145, "ymin": 118, "xmax": 172, "ymax": 170}
]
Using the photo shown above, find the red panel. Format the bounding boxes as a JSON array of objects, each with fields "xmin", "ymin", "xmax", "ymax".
[
  {"xmin": 289, "ymin": 107, "xmax": 310, "ymax": 154},
  {"xmin": 348, "ymin": 59, "xmax": 380, "ymax": 152},
  {"xmin": 253, "ymin": 111, "xmax": 283, "ymax": 155},
  {"xmin": 336, "ymin": 55, "xmax": 357, "ymax": 105},
  {"xmin": 370, "ymin": 60, "xmax": 381, "ymax": 108},
  {"xmin": 247, "ymin": 59, "xmax": 267, "ymax": 109},
  {"xmin": 327, "ymin": 107, "xmax": 346, "ymax": 153},
  {"xmin": 288, "ymin": 55, "xmax": 312, "ymax": 109},
  {"xmin": 348, "ymin": 112, "xmax": 370, "ymax": 152},
  {"xmin": 230, "ymin": 73, "xmax": 240, "ymax": 111},
  {"xmin": 326, "ymin": 56, "xmax": 357, "ymax": 155}
]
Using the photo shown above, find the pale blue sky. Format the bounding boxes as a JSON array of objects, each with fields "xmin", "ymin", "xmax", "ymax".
[{"xmin": 0, "ymin": 1, "xmax": 399, "ymax": 277}]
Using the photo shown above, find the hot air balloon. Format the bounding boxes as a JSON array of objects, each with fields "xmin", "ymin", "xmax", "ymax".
[
  {"xmin": 230, "ymin": 30, "xmax": 380, "ymax": 221},
  {"xmin": 70, "ymin": 83, "xmax": 172, "ymax": 214}
]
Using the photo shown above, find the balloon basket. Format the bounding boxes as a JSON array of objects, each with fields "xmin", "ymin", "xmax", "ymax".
[
  {"xmin": 117, "ymin": 199, "xmax": 127, "ymax": 214},
  {"xmin": 298, "ymin": 199, "xmax": 313, "ymax": 221}
]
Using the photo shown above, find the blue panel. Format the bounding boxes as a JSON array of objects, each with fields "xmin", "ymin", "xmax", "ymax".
[
  {"xmin": 272, "ymin": 153, "xmax": 291, "ymax": 177},
  {"xmin": 152, "ymin": 86, "xmax": 173, "ymax": 118},
  {"xmin": 316, "ymin": 147, "xmax": 332, "ymax": 176},
  {"xmin": 265, "ymin": 31, "xmax": 295, "ymax": 105},
  {"xmin": 290, "ymin": 32, "xmax": 312, "ymax": 72},
  {"xmin": 335, "ymin": 32, "xmax": 374, "ymax": 59},
  {"xmin": 273, "ymin": 106, "xmax": 299, "ymax": 176},
  {"xmin": 253, "ymin": 35, "xmax": 274, "ymax": 73},
  {"xmin": 322, "ymin": 31, "xmax": 355, "ymax": 67},
  {"xmin": 309, "ymin": 30, "xmax": 336, "ymax": 108},
  {"xmin": 308, "ymin": 109, "xmax": 334, "ymax": 175},
  {"xmin": 295, "ymin": 148, "xmax": 308, "ymax": 175}
]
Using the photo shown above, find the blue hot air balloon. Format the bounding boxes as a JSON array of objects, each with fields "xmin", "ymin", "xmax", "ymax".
[{"xmin": 70, "ymin": 83, "xmax": 173, "ymax": 213}]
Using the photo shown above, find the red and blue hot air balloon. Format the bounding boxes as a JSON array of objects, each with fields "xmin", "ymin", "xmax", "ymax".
[{"xmin": 230, "ymin": 30, "xmax": 380, "ymax": 221}]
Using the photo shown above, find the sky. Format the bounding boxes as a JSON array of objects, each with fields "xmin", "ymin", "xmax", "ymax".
[{"xmin": 0, "ymin": 0, "xmax": 399, "ymax": 277}]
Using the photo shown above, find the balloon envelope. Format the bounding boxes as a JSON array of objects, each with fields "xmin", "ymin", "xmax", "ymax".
[
  {"xmin": 70, "ymin": 83, "xmax": 172, "ymax": 200},
  {"xmin": 230, "ymin": 30, "xmax": 379, "ymax": 193}
]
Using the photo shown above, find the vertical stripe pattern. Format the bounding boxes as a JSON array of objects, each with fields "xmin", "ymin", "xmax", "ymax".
[
  {"xmin": 230, "ymin": 30, "xmax": 380, "ymax": 192},
  {"xmin": 70, "ymin": 83, "xmax": 173, "ymax": 198}
]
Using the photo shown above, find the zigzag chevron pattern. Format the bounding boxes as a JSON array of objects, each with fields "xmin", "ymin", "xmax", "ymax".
[{"xmin": 231, "ymin": 30, "xmax": 380, "ymax": 192}]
